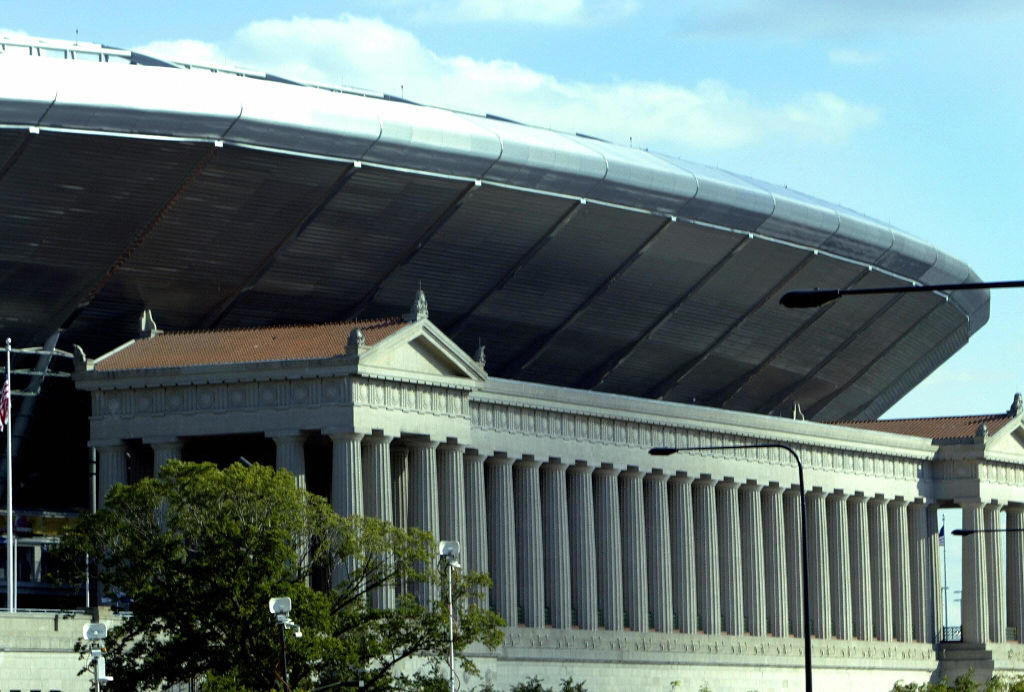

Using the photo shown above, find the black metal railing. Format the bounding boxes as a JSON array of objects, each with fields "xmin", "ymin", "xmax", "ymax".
[{"xmin": 941, "ymin": 626, "xmax": 963, "ymax": 642}]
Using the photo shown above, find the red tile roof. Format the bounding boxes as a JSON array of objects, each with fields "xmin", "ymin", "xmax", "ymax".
[
  {"xmin": 831, "ymin": 413, "xmax": 1014, "ymax": 442},
  {"xmin": 93, "ymin": 318, "xmax": 408, "ymax": 372}
]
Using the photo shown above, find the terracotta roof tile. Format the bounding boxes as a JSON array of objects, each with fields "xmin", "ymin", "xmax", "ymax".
[
  {"xmin": 93, "ymin": 318, "xmax": 407, "ymax": 372},
  {"xmin": 830, "ymin": 413, "xmax": 1014, "ymax": 442}
]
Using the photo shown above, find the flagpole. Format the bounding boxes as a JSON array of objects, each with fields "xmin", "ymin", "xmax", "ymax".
[{"xmin": 5, "ymin": 337, "xmax": 14, "ymax": 613}]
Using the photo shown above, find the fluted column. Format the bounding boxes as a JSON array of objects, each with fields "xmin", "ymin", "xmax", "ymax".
[
  {"xmin": 361, "ymin": 433, "xmax": 393, "ymax": 521},
  {"xmin": 149, "ymin": 438, "xmax": 183, "ymax": 477},
  {"xmin": 96, "ymin": 443, "xmax": 127, "ymax": 507},
  {"xmin": 693, "ymin": 476, "xmax": 721, "ymax": 634},
  {"xmin": 541, "ymin": 460, "xmax": 572, "ymax": 629},
  {"xmin": 329, "ymin": 432, "xmax": 364, "ymax": 517},
  {"xmin": 928, "ymin": 506, "xmax": 943, "ymax": 643},
  {"xmin": 486, "ymin": 456, "xmax": 517, "ymax": 623},
  {"xmin": 645, "ymin": 471, "xmax": 672, "ymax": 633},
  {"xmin": 514, "ymin": 457, "xmax": 545, "ymax": 627},
  {"xmin": 669, "ymin": 474, "xmax": 698, "ymax": 633},
  {"xmin": 783, "ymin": 488, "xmax": 804, "ymax": 638},
  {"xmin": 593, "ymin": 466, "xmax": 624, "ymax": 631},
  {"xmin": 962, "ymin": 500, "xmax": 989, "ymax": 644},
  {"xmin": 908, "ymin": 500, "xmax": 929, "ymax": 642},
  {"xmin": 620, "ymin": 467, "xmax": 648, "ymax": 632},
  {"xmin": 806, "ymin": 489, "xmax": 831, "ymax": 639},
  {"xmin": 740, "ymin": 481, "xmax": 766, "ymax": 637},
  {"xmin": 889, "ymin": 499, "xmax": 912, "ymax": 642},
  {"xmin": 407, "ymin": 438, "xmax": 440, "ymax": 605},
  {"xmin": 761, "ymin": 484, "xmax": 788, "ymax": 637},
  {"xmin": 464, "ymin": 450, "xmax": 490, "ymax": 608},
  {"xmin": 1006, "ymin": 506, "xmax": 1024, "ymax": 642},
  {"xmin": 848, "ymin": 494, "xmax": 873, "ymax": 640},
  {"xmin": 717, "ymin": 480, "xmax": 743, "ymax": 635},
  {"xmin": 391, "ymin": 444, "xmax": 409, "ymax": 531},
  {"xmin": 986, "ymin": 502, "xmax": 1006, "ymax": 643},
  {"xmin": 868, "ymin": 496, "xmax": 893, "ymax": 641},
  {"xmin": 567, "ymin": 463, "xmax": 598, "ymax": 629},
  {"xmin": 270, "ymin": 433, "xmax": 305, "ymax": 490},
  {"xmin": 828, "ymin": 492, "xmax": 853, "ymax": 640},
  {"xmin": 437, "ymin": 441, "xmax": 467, "ymax": 551}
]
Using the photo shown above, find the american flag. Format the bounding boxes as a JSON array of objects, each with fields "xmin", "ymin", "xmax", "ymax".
[
  {"xmin": 0, "ymin": 367, "xmax": 9, "ymax": 433},
  {"xmin": 939, "ymin": 524, "xmax": 945, "ymax": 547}
]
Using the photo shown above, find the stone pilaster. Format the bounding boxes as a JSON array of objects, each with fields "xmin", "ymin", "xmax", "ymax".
[
  {"xmin": 986, "ymin": 502, "xmax": 1006, "ymax": 643},
  {"xmin": 541, "ymin": 459, "xmax": 572, "ymax": 629},
  {"xmin": 761, "ymin": 484, "xmax": 788, "ymax": 638},
  {"xmin": 486, "ymin": 455, "xmax": 518, "ymax": 624},
  {"xmin": 806, "ymin": 489, "xmax": 831, "ymax": 639},
  {"xmin": 740, "ymin": 481, "xmax": 766, "ymax": 637},
  {"xmin": 889, "ymin": 499, "xmax": 912, "ymax": 642},
  {"xmin": 329, "ymin": 432, "xmax": 364, "ymax": 518},
  {"xmin": 96, "ymin": 443, "xmax": 127, "ymax": 507},
  {"xmin": 827, "ymin": 491, "xmax": 853, "ymax": 640},
  {"xmin": 961, "ymin": 500, "xmax": 989, "ymax": 645},
  {"xmin": 270, "ymin": 432, "xmax": 305, "ymax": 490},
  {"xmin": 567, "ymin": 463, "xmax": 598, "ymax": 630},
  {"xmin": 645, "ymin": 471, "xmax": 672, "ymax": 633},
  {"xmin": 464, "ymin": 450, "xmax": 490, "ymax": 608},
  {"xmin": 693, "ymin": 476, "xmax": 721, "ymax": 634},
  {"xmin": 848, "ymin": 493, "xmax": 873, "ymax": 641},
  {"xmin": 361, "ymin": 433, "xmax": 393, "ymax": 521},
  {"xmin": 437, "ymin": 441, "xmax": 467, "ymax": 551},
  {"xmin": 868, "ymin": 495, "xmax": 893, "ymax": 641},
  {"xmin": 620, "ymin": 467, "xmax": 648, "ymax": 632},
  {"xmin": 783, "ymin": 487, "xmax": 804, "ymax": 638},
  {"xmin": 514, "ymin": 457, "xmax": 545, "ymax": 628},
  {"xmin": 594, "ymin": 465, "xmax": 624, "ymax": 631},
  {"xmin": 1007, "ymin": 506, "xmax": 1024, "ymax": 642},
  {"xmin": 907, "ymin": 500, "xmax": 929, "ymax": 642},
  {"xmin": 669, "ymin": 474, "xmax": 698, "ymax": 633}
]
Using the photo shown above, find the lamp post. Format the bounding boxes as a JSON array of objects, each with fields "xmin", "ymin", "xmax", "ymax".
[
  {"xmin": 438, "ymin": 540, "xmax": 462, "ymax": 692},
  {"xmin": 649, "ymin": 443, "xmax": 812, "ymax": 692},
  {"xmin": 779, "ymin": 279, "xmax": 1024, "ymax": 309}
]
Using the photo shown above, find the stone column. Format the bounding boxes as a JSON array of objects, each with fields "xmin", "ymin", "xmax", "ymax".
[
  {"xmin": 645, "ymin": 471, "xmax": 672, "ymax": 633},
  {"xmin": 783, "ymin": 488, "xmax": 804, "ymax": 638},
  {"xmin": 717, "ymin": 479, "xmax": 743, "ymax": 635},
  {"xmin": 693, "ymin": 476, "xmax": 721, "ymax": 634},
  {"xmin": 620, "ymin": 467, "xmax": 648, "ymax": 632},
  {"xmin": 962, "ymin": 500, "xmax": 989, "ymax": 645},
  {"xmin": 848, "ymin": 493, "xmax": 873, "ymax": 641},
  {"xmin": 329, "ymin": 432, "xmax": 364, "ymax": 518},
  {"xmin": 464, "ymin": 450, "xmax": 490, "ymax": 608},
  {"xmin": 828, "ymin": 491, "xmax": 853, "ymax": 640},
  {"xmin": 269, "ymin": 432, "xmax": 305, "ymax": 490},
  {"xmin": 986, "ymin": 502, "xmax": 1006, "ymax": 643},
  {"xmin": 908, "ymin": 500, "xmax": 929, "ymax": 642},
  {"xmin": 593, "ymin": 466, "xmax": 624, "ymax": 631},
  {"xmin": 437, "ymin": 441, "xmax": 467, "ymax": 551},
  {"xmin": 407, "ymin": 438, "xmax": 440, "ymax": 605},
  {"xmin": 868, "ymin": 495, "xmax": 893, "ymax": 641},
  {"xmin": 740, "ymin": 481, "xmax": 767, "ymax": 637},
  {"xmin": 567, "ymin": 463, "xmax": 598, "ymax": 630},
  {"xmin": 889, "ymin": 499, "xmax": 912, "ymax": 642},
  {"xmin": 486, "ymin": 456, "xmax": 518, "ymax": 623},
  {"xmin": 928, "ymin": 506, "xmax": 943, "ymax": 643},
  {"xmin": 96, "ymin": 443, "xmax": 127, "ymax": 507},
  {"xmin": 541, "ymin": 459, "xmax": 572, "ymax": 629},
  {"xmin": 1006, "ymin": 506, "xmax": 1024, "ymax": 642},
  {"xmin": 761, "ymin": 484, "xmax": 789, "ymax": 638},
  {"xmin": 361, "ymin": 433, "xmax": 393, "ymax": 521},
  {"xmin": 391, "ymin": 444, "xmax": 409, "ymax": 531},
  {"xmin": 669, "ymin": 474, "xmax": 698, "ymax": 633},
  {"xmin": 514, "ymin": 457, "xmax": 545, "ymax": 628},
  {"xmin": 149, "ymin": 437, "xmax": 183, "ymax": 477},
  {"xmin": 806, "ymin": 489, "xmax": 831, "ymax": 639}
]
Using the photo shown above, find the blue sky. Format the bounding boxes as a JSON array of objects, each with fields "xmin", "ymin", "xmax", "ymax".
[{"xmin": 4, "ymin": 0, "xmax": 1024, "ymax": 419}]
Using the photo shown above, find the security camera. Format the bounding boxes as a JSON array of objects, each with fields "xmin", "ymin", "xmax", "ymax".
[{"xmin": 269, "ymin": 597, "xmax": 292, "ymax": 615}]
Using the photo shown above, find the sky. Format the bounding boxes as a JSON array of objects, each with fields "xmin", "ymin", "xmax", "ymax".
[{"xmin": 3, "ymin": 0, "xmax": 1024, "ymax": 420}]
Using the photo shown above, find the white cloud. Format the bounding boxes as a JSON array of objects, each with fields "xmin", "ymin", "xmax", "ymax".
[
  {"xmin": 828, "ymin": 49, "xmax": 882, "ymax": 66},
  {"xmin": 450, "ymin": 0, "xmax": 584, "ymax": 24},
  {"xmin": 136, "ymin": 14, "xmax": 879, "ymax": 153},
  {"xmin": 133, "ymin": 39, "xmax": 235, "ymax": 69}
]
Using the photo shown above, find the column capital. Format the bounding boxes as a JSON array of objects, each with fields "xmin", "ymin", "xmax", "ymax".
[
  {"xmin": 829, "ymin": 489, "xmax": 849, "ymax": 501},
  {"xmin": 364, "ymin": 430, "xmax": 394, "ymax": 445},
  {"xmin": 669, "ymin": 472, "xmax": 694, "ymax": 488},
  {"xmin": 325, "ymin": 430, "xmax": 364, "ymax": 443},
  {"xmin": 566, "ymin": 461, "xmax": 593, "ymax": 476},
  {"xmin": 541, "ymin": 458, "xmax": 568, "ymax": 472},
  {"xmin": 644, "ymin": 469, "xmax": 668, "ymax": 484},
  {"xmin": 463, "ymin": 448, "xmax": 486, "ymax": 463},
  {"xmin": 761, "ymin": 482, "xmax": 784, "ymax": 497},
  {"xmin": 514, "ymin": 455, "xmax": 540, "ymax": 469},
  {"xmin": 620, "ymin": 466, "xmax": 645, "ymax": 480},
  {"xmin": 89, "ymin": 439, "xmax": 126, "ymax": 451},
  {"xmin": 144, "ymin": 435, "xmax": 181, "ymax": 446},
  {"xmin": 403, "ymin": 436, "xmax": 438, "ymax": 451},
  {"xmin": 593, "ymin": 464, "xmax": 620, "ymax": 479},
  {"xmin": 486, "ymin": 454, "xmax": 515, "ymax": 468},
  {"xmin": 716, "ymin": 478, "xmax": 739, "ymax": 491},
  {"xmin": 437, "ymin": 439, "xmax": 465, "ymax": 453},
  {"xmin": 889, "ymin": 497, "xmax": 910, "ymax": 509},
  {"xmin": 265, "ymin": 429, "xmax": 305, "ymax": 441},
  {"xmin": 1007, "ymin": 504, "xmax": 1024, "ymax": 517}
]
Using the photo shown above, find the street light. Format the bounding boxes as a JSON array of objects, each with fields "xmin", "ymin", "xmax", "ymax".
[
  {"xmin": 649, "ymin": 443, "xmax": 812, "ymax": 692},
  {"xmin": 779, "ymin": 280, "xmax": 1024, "ymax": 309},
  {"xmin": 269, "ymin": 597, "xmax": 302, "ymax": 690},
  {"xmin": 438, "ymin": 540, "xmax": 462, "ymax": 692}
]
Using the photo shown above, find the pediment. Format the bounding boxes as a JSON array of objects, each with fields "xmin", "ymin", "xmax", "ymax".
[
  {"xmin": 985, "ymin": 422, "xmax": 1024, "ymax": 458},
  {"xmin": 357, "ymin": 319, "xmax": 486, "ymax": 384}
]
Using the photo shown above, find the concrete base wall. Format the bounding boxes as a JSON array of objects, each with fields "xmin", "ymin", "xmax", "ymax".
[{"xmin": 0, "ymin": 611, "xmax": 98, "ymax": 692}]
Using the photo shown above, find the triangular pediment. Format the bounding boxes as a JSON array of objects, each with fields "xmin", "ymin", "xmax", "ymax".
[
  {"xmin": 985, "ymin": 421, "xmax": 1024, "ymax": 458},
  {"xmin": 357, "ymin": 319, "xmax": 486, "ymax": 384}
]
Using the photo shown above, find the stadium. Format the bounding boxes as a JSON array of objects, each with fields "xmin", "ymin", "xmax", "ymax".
[{"xmin": 1, "ymin": 35, "xmax": 1021, "ymax": 691}]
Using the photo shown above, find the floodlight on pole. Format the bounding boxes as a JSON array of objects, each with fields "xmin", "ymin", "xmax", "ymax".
[
  {"xmin": 439, "ymin": 540, "xmax": 462, "ymax": 692},
  {"xmin": 649, "ymin": 443, "xmax": 812, "ymax": 692},
  {"xmin": 270, "ymin": 596, "xmax": 301, "ymax": 689},
  {"xmin": 83, "ymin": 622, "xmax": 112, "ymax": 690},
  {"xmin": 779, "ymin": 279, "xmax": 1024, "ymax": 309}
]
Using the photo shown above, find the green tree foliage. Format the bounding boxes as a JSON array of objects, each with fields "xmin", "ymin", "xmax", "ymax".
[
  {"xmin": 55, "ymin": 460, "xmax": 503, "ymax": 691},
  {"xmin": 891, "ymin": 670, "xmax": 1024, "ymax": 692}
]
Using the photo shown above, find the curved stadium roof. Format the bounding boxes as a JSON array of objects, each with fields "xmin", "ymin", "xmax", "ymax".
[{"xmin": 0, "ymin": 36, "xmax": 989, "ymax": 421}]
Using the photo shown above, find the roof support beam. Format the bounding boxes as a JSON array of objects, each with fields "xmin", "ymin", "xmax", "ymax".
[
  {"xmin": 578, "ymin": 235, "xmax": 752, "ymax": 391},
  {"xmin": 645, "ymin": 253, "xmax": 816, "ymax": 401},
  {"xmin": 345, "ymin": 180, "xmax": 482, "ymax": 320},
  {"xmin": 446, "ymin": 198, "xmax": 586, "ymax": 340},
  {"xmin": 202, "ymin": 162, "xmax": 361, "ymax": 329},
  {"xmin": 501, "ymin": 216, "xmax": 675, "ymax": 378}
]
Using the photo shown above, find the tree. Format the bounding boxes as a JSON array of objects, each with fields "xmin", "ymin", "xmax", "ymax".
[{"xmin": 55, "ymin": 459, "xmax": 504, "ymax": 690}]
